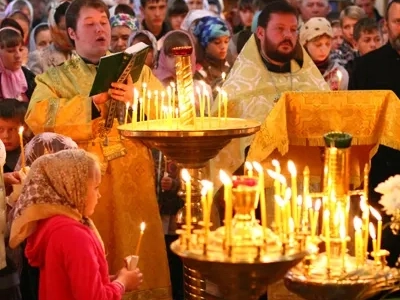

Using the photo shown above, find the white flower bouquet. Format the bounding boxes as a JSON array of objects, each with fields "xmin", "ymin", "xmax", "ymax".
[{"xmin": 375, "ymin": 175, "xmax": 400, "ymax": 216}]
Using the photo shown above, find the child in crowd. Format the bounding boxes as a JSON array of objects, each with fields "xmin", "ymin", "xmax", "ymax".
[
  {"xmin": 331, "ymin": 20, "xmax": 344, "ymax": 51},
  {"xmin": 0, "ymin": 99, "xmax": 28, "ymax": 173},
  {"xmin": 300, "ymin": 17, "xmax": 349, "ymax": 90},
  {"xmin": 9, "ymin": 149, "xmax": 143, "ymax": 300},
  {"xmin": 353, "ymin": 17, "xmax": 382, "ymax": 57},
  {"xmin": 167, "ymin": 0, "xmax": 189, "ymax": 30}
]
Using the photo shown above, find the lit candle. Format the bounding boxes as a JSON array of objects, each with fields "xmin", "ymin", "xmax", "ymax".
[
  {"xmin": 139, "ymin": 98, "xmax": 144, "ymax": 122},
  {"xmin": 154, "ymin": 90, "xmax": 159, "ymax": 121},
  {"xmin": 147, "ymin": 90, "xmax": 152, "ymax": 121},
  {"xmin": 18, "ymin": 126, "xmax": 26, "ymax": 173},
  {"xmin": 135, "ymin": 222, "xmax": 146, "ymax": 255},
  {"xmin": 303, "ymin": 166, "xmax": 310, "ymax": 226},
  {"xmin": 307, "ymin": 196, "xmax": 313, "ymax": 232},
  {"xmin": 324, "ymin": 210, "xmax": 331, "ymax": 270},
  {"xmin": 297, "ymin": 195, "xmax": 302, "ymax": 230},
  {"xmin": 220, "ymin": 170, "xmax": 233, "ymax": 247},
  {"xmin": 217, "ymin": 86, "xmax": 222, "ymax": 119},
  {"xmin": 364, "ymin": 164, "xmax": 369, "ymax": 201},
  {"xmin": 340, "ymin": 221, "xmax": 347, "ymax": 270},
  {"xmin": 205, "ymin": 90, "xmax": 211, "ymax": 122},
  {"xmin": 253, "ymin": 162, "xmax": 267, "ymax": 230},
  {"xmin": 369, "ymin": 222, "xmax": 377, "ymax": 262},
  {"xmin": 223, "ymin": 90, "xmax": 228, "ymax": 121},
  {"xmin": 354, "ymin": 217, "xmax": 363, "ymax": 267},
  {"xmin": 161, "ymin": 91, "xmax": 166, "ymax": 118},
  {"xmin": 311, "ymin": 199, "xmax": 321, "ymax": 241},
  {"xmin": 201, "ymin": 186, "xmax": 208, "ymax": 228},
  {"xmin": 288, "ymin": 160, "xmax": 298, "ymax": 230},
  {"xmin": 360, "ymin": 198, "xmax": 369, "ymax": 261},
  {"xmin": 175, "ymin": 108, "xmax": 179, "ymax": 129},
  {"xmin": 124, "ymin": 102, "xmax": 130, "ymax": 124},
  {"xmin": 221, "ymin": 72, "xmax": 226, "ymax": 82},
  {"xmin": 181, "ymin": 169, "xmax": 192, "ymax": 242},
  {"xmin": 369, "ymin": 206, "xmax": 382, "ymax": 252},
  {"xmin": 275, "ymin": 195, "xmax": 285, "ymax": 236},
  {"xmin": 201, "ymin": 180, "xmax": 214, "ymax": 221},
  {"xmin": 196, "ymin": 86, "xmax": 204, "ymax": 124},
  {"xmin": 244, "ymin": 161, "xmax": 253, "ymax": 177},
  {"xmin": 141, "ymin": 83, "xmax": 147, "ymax": 106}
]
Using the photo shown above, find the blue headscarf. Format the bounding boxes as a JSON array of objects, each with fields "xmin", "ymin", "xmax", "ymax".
[{"xmin": 193, "ymin": 16, "xmax": 230, "ymax": 49}]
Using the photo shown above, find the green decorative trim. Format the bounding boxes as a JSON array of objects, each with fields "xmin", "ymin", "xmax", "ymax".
[{"xmin": 323, "ymin": 132, "xmax": 353, "ymax": 148}]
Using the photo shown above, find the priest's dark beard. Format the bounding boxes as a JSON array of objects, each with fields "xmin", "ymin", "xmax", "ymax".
[{"xmin": 261, "ymin": 36, "xmax": 297, "ymax": 63}]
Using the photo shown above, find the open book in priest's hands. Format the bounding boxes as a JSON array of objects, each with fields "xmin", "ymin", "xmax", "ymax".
[{"xmin": 89, "ymin": 42, "xmax": 149, "ymax": 96}]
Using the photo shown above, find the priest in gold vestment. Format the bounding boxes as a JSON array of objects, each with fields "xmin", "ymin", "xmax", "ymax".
[
  {"xmin": 211, "ymin": 2, "xmax": 330, "ymax": 186},
  {"xmin": 24, "ymin": 0, "xmax": 171, "ymax": 299}
]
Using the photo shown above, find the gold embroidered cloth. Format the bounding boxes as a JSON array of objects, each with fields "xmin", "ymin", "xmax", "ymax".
[
  {"xmin": 26, "ymin": 57, "xmax": 172, "ymax": 299},
  {"xmin": 247, "ymin": 90, "xmax": 400, "ymax": 187}
]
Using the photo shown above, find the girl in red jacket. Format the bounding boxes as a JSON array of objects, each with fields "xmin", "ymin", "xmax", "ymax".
[{"xmin": 9, "ymin": 149, "xmax": 143, "ymax": 300}]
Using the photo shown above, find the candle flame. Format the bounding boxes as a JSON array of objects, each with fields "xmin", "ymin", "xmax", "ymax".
[
  {"xmin": 360, "ymin": 198, "xmax": 369, "ymax": 213},
  {"xmin": 219, "ymin": 170, "xmax": 232, "ymax": 185},
  {"xmin": 271, "ymin": 159, "xmax": 280, "ymax": 170},
  {"xmin": 288, "ymin": 160, "xmax": 297, "ymax": 176},
  {"xmin": 297, "ymin": 195, "xmax": 303, "ymax": 206},
  {"xmin": 170, "ymin": 82, "xmax": 176, "ymax": 88},
  {"xmin": 166, "ymin": 86, "xmax": 172, "ymax": 95},
  {"xmin": 274, "ymin": 195, "xmax": 284, "ymax": 207},
  {"xmin": 369, "ymin": 206, "xmax": 382, "ymax": 221},
  {"xmin": 244, "ymin": 161, "xmax": 253, "ymax": 173},
  {"xmin": 369, "ymin": 222, "xmax": 376, "ymax": 239},
  {"xmin": 306, "ymin": 196, "xmax": 313, "ymax": 209},
  {"xmin": 337, "ymin": 70, "xmax": 342, "ymax": 81},
  {"xmin": 140, "ymin": 222, "xmax": 146, "ymax": 232},
  {"xmin": 201, "ymin": 179, "xmax": 213, "ymax": 190},
  {"xmin": 142, "ymin": 82, "xmax": 147, "ymax": 89},
  {"xmin": 196, "ymin": 86, "xmax": 201, "ymax": 94},
  {"xmin": 252, "ymin": 161, "xmax": 263, "ymax": 173},
  {"xmin": 161, "ymin": 91, "xmax": 165, "ymax": 98},
  {"xmin": 147, "ymin": 90, "xmax": 152, "ymax": 98},
  {"xmin": 314, "ymin": 199, "xmax": 321, "ymax": 211},
  {"xmin": 154, "ymin": 90, "xmax": 159, "ymax": 96},
  {"xmin": 266, "ymin": 169, "xmax": 277, "ymax": 179},
  {"xmin": 133, "ymin": 88, "xmax": 139, "ymax": 99},
  {"xmin": 201, "ymin": 186, "xmax": 208, "ymax": 197},
  {"xmin": 18, "ymin": 126, "xmax": 24, "ymax": 135},
  {"xmin": 221, "ymin": 72, "xmax": 226, "ymax": 80},
  {"xmin": 323, "ymin": 209, "xmax": 330, "ymax": 219},
  {"xmin": 353, "ymin": 217, "xmax": 362, "ymax": 231},
  {"xmin": 181, "ymin": 169, "xmax": 191, "ymax": 182},
  {"xmin": 126, "ymin": 101, "xmax": 130, "ymax": 109}
]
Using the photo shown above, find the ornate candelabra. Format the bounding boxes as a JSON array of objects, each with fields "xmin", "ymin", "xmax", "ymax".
[
  {"xmin": 283, "ymin": 132, "xmax": 400, "ymax": 300},
  {"xmin": 119, "ymin": 46, "xmax": 310, "ymax": 299}
]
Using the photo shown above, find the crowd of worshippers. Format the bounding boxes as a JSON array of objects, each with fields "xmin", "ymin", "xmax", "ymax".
[{"xmin": 0, "ymin": 0, "xmax": 400, "ymax": 299}]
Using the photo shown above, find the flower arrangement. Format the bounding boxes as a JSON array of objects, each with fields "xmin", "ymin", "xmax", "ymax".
[{"xmin": 375, "ymin": 175, "xmax": 400, "ymax": 216}]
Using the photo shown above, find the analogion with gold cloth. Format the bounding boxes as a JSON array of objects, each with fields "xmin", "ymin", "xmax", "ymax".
[{"xmin": 247, "ymin": 90, "xmax": 400, "ymax": 187}]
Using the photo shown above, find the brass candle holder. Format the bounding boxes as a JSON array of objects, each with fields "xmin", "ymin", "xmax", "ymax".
[{"xmin": 283, "ymin": 132, "xmax": 400, "ymax": 300}]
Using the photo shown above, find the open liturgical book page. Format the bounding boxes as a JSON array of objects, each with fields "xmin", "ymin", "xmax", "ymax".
[{"xmin": 89, "ymin": 42, "xmax": 149, "ymax": 96}]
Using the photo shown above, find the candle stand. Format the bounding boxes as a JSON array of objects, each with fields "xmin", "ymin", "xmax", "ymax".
[
  {"xmin": 119, "ymin": 118, "xmax": 310, "ymax": 300},
  {"xmin": 283, "ymin": 132, "xmax": 400, "ymax": 300}
]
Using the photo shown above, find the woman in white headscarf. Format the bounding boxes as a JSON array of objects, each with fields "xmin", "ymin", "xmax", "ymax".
[
  {"xmin": 128, "ymin": 30, "xmax": 158, "ymax": 69},
  {"xmin": 27, "ymin": 1, "xmax": 74, "ymax": 75},
  {"xmin": 28, "ymin": 22, "xmax": 51, "ymax": 51},
  {"xmin": 4, "ymin": 0, "xmax": 33, "ymax": 24}
]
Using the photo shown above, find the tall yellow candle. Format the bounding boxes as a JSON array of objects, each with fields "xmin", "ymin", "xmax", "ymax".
[
  {"xmin": 360, "ymin": 198, "xmax": 369, "ymax": 261},
  {"xmin": 297, "ymin": 196, "xmax": 302, "ymax": 230},
  {"xmin": 161, "ymin": 91, "xmax": 166, "ymax": 116},
  {"xmin": 206, "ymin": 90, "xmax": 211, "ymax": 125},
  {"xmin": 303, "ymin": 166, "xmax": 310, "ymax": 225},
  {"xmin": 141, "ymin": 83, "xmax": 147, "ymax": 107},
  {"xmin": 181, "ymin": 169, "xmax": 192, "ymax": 241},
  {"xmin": 288, "ymin": 160, "xmax": 298, "ymax": 230},
  {"xmin": 217, "ymin": 87, "xmax": 222, "ymax": 119},
  {"xmin": 196, "ymin": 86, "xmax": 204, "ymax": 124},
  {"xmin": 124, "ymin": 102, "xmax": 130, "ymax": 124},
  {"xmin": 369, "ymin": 206, "xmax": 382, "ymax": 252},
  {"xmin": 220, "ymin": 170, "xmax": 233, "ymax": 247},
  {"xmin": 253, "ymin": 162, "xmax": 267, "ymax": 230},
  {"xmin": 223, "ymin": 90, "xmax": 228, "ymax": 121},
  {"xmin": 147, "ymin": 90, "xmax": 152, "ymax": 120},
  {"xmin": 369, "ymin": 222, "xmax": 377, "ymax": 262},
  {"xmin": 135, "ymin": 222, "xmax": 146, "ymax": 255},
  {"xmin": 354, "ymin": 217, "xmax": 362, "ymax": 267},
  {"xmin": 154, "ymin": 90, "xmax": 159, "ymax": 121},
  {"xmin": 364, "ymin": 164, "xmax": 369, "ymax": 200},
  {"xmin": 340, "ymin": 222, "xmax": 347, "ymax": 270},
  {"xmin": 201, "ymin": 186, "xmax": 208, "ymax": 226},
  {"xmin": 324, "ymin": 210, "xmax": 331, "ymax": 269},
  {"xmin": 18, "ymin": 126, "xmax": 26, "ymax": 173},
  {"xmin": 139, "ymin": 98, "xmax": 144, "ymax": 122},
  {"xmin": 311, "ymin": 199, "xmax": 321, "ymax": 241}
]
